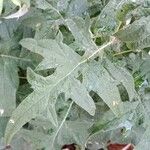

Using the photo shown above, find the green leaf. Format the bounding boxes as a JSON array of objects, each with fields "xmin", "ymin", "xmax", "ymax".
[
  {"xmin": 65, "ymin": 77, "xmax": 96, "ymax": 115},
  {"xmin": 82, "ymin": 61, "xmax": 122, "ymax": 116},
  {"xmin": 104, "ymin": 60, "xmax": 135, "ymax": 101},
  {"xmin": 65, "ymin": 0, "xmax": 88, "ymax": 17},
  {"xmin": 5, "ymin": 36, "xmax": 136, "ymax": 145},
  {"xmin": 82, "ymin": 60, "xmax": 135, "ymax": 116},
  {"xmin": 50, "ymin": 121, "xmax": 92, "ymax": 150},
  {"xmin": 27, "ymin": 68, "xmax": 58, "ymax": 127},
  {"xmin": 130, "ymin": 6, "xmax": 150, "ymax": 19},
  {"xmin": 94, "ymin": 0, "xmax": 124, "ymax": 35},
  {"xmin": 116, "ymin": 2, "xmax": 136, "ymax": 21},
  {"xmin": 19, "ymin": 129, "xmax": 51, "ymax": 149},
  {"xmin": 0, "ymin": 117, "xmax": 9, "ymax": 138},
  {"xmin": 135, "ymin": 126, "xmax": 150, "ymax": 150},
  {"xmin": 140, "ymin": 58, "xmax": 150, "ymax": 82},
  {"xmin": 0, "ymin": 58, "xmax": 19, "ymax": 116},
  {"xmin": 46, "ymin": 104, "xmax": 58, "ymax": 127},
  {"xmin": 35, "ymin": 0, "xmax": 52, "ymax": 10},
  {"xmin": 20, "ymin": 38, "xmax": 118, "ymax": 117},
  {"xmin": 4, "ymin": 90, "xmax": 50, "ymax": 144},
  {"xmin": 5, "ymin": 38, "xmax": 101, "ymax": 143},
  {"xmin": 115, "ymin": 16, "xmax": 150, "ymax": 44},
  {"xmin": 133, "ymin": 94, "xmax": 150, "ymax": 149},
  {"xmin": 20, "ymin": 38, "xmax": 81, "ymax": 71},
  {"xmin": 66, "ymin": 17, "xmax": 97, "ymax": 54},
  {"xmin": 130, "ymin": 34, "xmax": 150, "ymax": 49}
]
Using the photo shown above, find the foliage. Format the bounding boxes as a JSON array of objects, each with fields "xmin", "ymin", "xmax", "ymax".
[{"xmin": 0, "ymin": 0, "xmax": 150, "ymax": 149}]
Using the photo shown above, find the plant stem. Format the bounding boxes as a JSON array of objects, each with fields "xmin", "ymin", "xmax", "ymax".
[
  {"xmin": 113, "ymin": 50, "xmax": 133, "ymax": 56},
  {"xmin": 19, "ymin": 76, "xmax": 27, "ymax": 79},
  {"xmin": 51, "ymin": 101, "xmax": 74, "ymax": 148}
]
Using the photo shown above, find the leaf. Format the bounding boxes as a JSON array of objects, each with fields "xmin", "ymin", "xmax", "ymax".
[
  {"xmin": 20, "ymin": 38, "xmax": 81, "ymax": 71},
  {"xmin": 116, "ymin": 2, "xmax": 136, "ymax": 22},
  {"xmin": 51, "ymin": 121, "xmax": 92, "ymax": 149},
  {"xmin": 115, "ymin": 16, "xmax": 150, "ymax": 45},
  {"xmin": 65, "ymin": 0, "xmax": 88, "ymax": 17},
  {"xmin": 94, "ymin": 0, "xmax": 125, "ymax": 35},
  {"xmin": 130, "ymin": 34, "xmax": 150, "ymax": 49},
  {"xmin": 140, "ymin": 59, "xmax": 150, "ymax": 82},
  {"xmin": 66, "ymin": 17, "xmax": 97, "ymax": 54},
  {"xmin": 27, "ymin": 60, "xmax": 96, "ymax": 116},
  {"xmin": 104, "ymin": 60, "xmax": 135, "ymax": 101},
  {"xmin": 19, "ymin": 129, "xmax": 51, "ymax": 150},
  {"xmin": 5, "ymin": 38, "xmax": 103, "ymax": 144},
  {"xmin": 135, "ymin": 126, "xmax": 150, "ymax": 150},
  {"xmin": 10, "ymin": 137, "xmax": 32, "ymax": 150},
  {"xmin": 4, "ymin": 90, "xmax": 50, "ymax": 144},
  {"xmin": 46, "ymin": 104, "xmax": 58, "ymax": 127},
  {"xmin": 115, "ymin": 15, "xmax": 150, "ymax": 49},
  {"xmin": 0, "ymin": 19, "xmax": 20, "ymax": 40},
  {"xmin": 27, "ymin": 68, "xmax": 59, "ymax": 127},
  {"xmin": 65, "ymin": 77, "xmax": 96, "ymax": 115},
  {"xmin": 0, "ymin": 117, "xmax": 9, "ymax": 138},
  {"xmin": 0, "ymin": 58, "xmax": 19, "ymax": 116},
  {"xmin": 35, "ymin": 0, "xmax": 52, "ymax": 10},
  {"xmin": 82, "ymin": 60, "xmax": 135, "ymax": 115},
  {"xmin": 5, "ymin": 36, "xmax": 137, "ymax": 145},
  {"xmin": 89, "ymin": 101, "xmax": 138, "ymax": 134},
  {"xmin": 20, "ymin": 39, "xmax": 117, "ymax": 117},
  {"xmin": 82, "ymin": 61, "xmax": 122, "ymax": 116}
]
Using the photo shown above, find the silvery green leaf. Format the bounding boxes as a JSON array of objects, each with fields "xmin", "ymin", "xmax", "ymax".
[
  {"xmin": 115, "ymin": 16, "xmax": 150, "ymax": 43},
  {"xmin": 82, "ymin": 61, "xmax": 122, "ymax": 116},
  {"xmin": 4, "ymin": 90, "xmax": 50, "ymax": 144},
  {"xmin": 66, "ymin": 17, "xmax": 97, "ymax": 54},
  {"xmin": 95, "ymin": 0, "xmax": 124, "ymax": 35},
  {"xmin": 0, "ymin": 58, "xmax": 19, "ymax": 117},
  {"xmin": 50, "ymin": 121, "xmax": 92, "ymax": 150}
]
